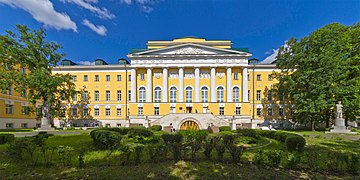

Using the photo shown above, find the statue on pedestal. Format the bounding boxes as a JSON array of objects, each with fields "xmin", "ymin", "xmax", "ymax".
[{"xmin": 336, "ymin": 101, "xmax": 343, "ymax": 119}]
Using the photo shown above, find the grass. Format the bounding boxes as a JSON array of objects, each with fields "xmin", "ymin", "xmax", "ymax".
[{"xmin": 0, "ymin": 128, "xmax": 34, "ymax": 133}]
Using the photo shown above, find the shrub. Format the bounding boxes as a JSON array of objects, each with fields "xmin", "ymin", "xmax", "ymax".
[
  {"xmin": 90, "ymin": 130, "xmax": 122, "ymax": 150},
  {"xmin": 0, "ymin": 134, "xmax": 15, "ymax": 144},
  {"xmin": 104, "ymin": 127, "xmax": 129, "ymax": 135},
  {"xmin": 219, "ymin": 126, "xmax": 231, "ymax": 132},
  {"xmin": 203, "ymin": 137, "xmax": 215, "ymax": 160},
  {"xmin": 57, "ymin": 145, "xmax": 74, "ymax": 167},
  {"xmin": 347, "ymin": 154, "xmax": 359, "ymax": 174},
  {"xmin": 133, "ymin": 144, "xmax": 145, "ymax": 164},
  {"xmin": 253, "ymin": 150, "xmax": 283, "ymax": 167},
  {"xmin": 7, "ymin": 137, "xmax": 37, "ymax": 161},
  {"xmin": 222, "ymin": 134, "xmax": 235, "ymax": 147},
  {"xmin": 237, "ymin": 128, "xmax": 258, "ymax": 138},
  {"xmin": 253, "ymin": 150, "xmax": 267, "ymax": 167},
  {"xmin": 238, "ymin": 136, "xmax": 257, "ymax": 144},
  {"xmin": 229, "ymin": 145, "xmax": 244, "ymax": 163},
  {"xmin": 150, "ymin": 125, "xmax": 162, "ymax": 131},
  {"xmin": 146, "ymin": 143, "xmax": 167, "ymax": 163},
  {"xmin": 285, "ymin": 135, "xmax": 306, "ymax": 152},
  {"xmin": 119, "ymin": 144, "xmax": 133, "ymax": 165},
  {"xmin": 257, "ymin": 130, "xmax": 276, "ymax": 139},
  {"xmin": 128, "ymin": 127, "xmax": 153, "ymax": 138},
  {"xmin": 161, "ymin": 133, "xmax": 183, "ymax": 162},
  {"xmin": 286, "ymin": 152, "xmax": 302, "ymax": 170},
  {"xmin": 214, "ymin": 137, "xmax": 226, "ymax": 162}
]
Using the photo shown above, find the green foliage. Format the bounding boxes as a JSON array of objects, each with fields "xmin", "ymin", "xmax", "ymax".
[
  {"xmin": 90, "ymin": 130, "xmax": 122, "ymax": 150},
  {"xmin": 57, "ymin": 145, "xmax": 74, "ymax": 167},
  {"xmin": 253, "ymin": 150, "xmax": 282, "ymax": 167},
  {"xmin": 161, "ymin": 133, "xmax": 183, "ymax": 162},
  {"xmin": 286, "ymin": 152, "xmax": 302, "ymax": 170},
  {"xmin": 103, "ymin": 127, "xmax": 129, "ymax": 135},
  {"xmin": 214, "ymin": 137, "xmax": 226, "ymax": 162},
  {"xmin": 229, "ymin": 145, "xmax": 244, "ymax": 163},
  {"xmin": 203, "ymin": 137, "xmax": 215, "ymax": 161},
  {"xmin": 182, "ymin": 130, "xmax": 208, "ymax": 161},
  {"xmin": 146, "ymin": 143, "xmax": 167, "ymax": 163},
  {"xmin": 7, "ymin": 137, "xmax": 37, "ymax": 161},
  {"xmin": 219, "ymin": 126, "xmax": 231, "ymax": 132},
  {"xmin": 150, "ymin": 125, "xmax": 162, "ymax": 131},
  {"xmin": 133, "ymin": 144, "xmax": 144, "ymax": 164},
  {"xmin": 238, "ymin": 136, "xmax": 257, "ymax": 144},
  {"xmin": 237, "ymin": 128, "xmax": 258, "ymax": 138},
  {"xmin": 128, "ymin": 127, "xmax": 154, "ymax": 138},
  {"xmin": 0, "ymin": 134, "xmax": 15, "ymax": 144},
  {"xmin": 285, "ymin": 135, "xmax": 306, "ymax": 152}
]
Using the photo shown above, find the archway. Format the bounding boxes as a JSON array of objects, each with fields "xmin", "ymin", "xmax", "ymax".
[{"xmin": 180, "ymin": 119, "xmax": 199, "ymax": 130}]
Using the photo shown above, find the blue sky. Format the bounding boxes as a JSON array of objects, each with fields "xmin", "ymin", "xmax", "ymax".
[{"xmin": 0, "ymin": 0, "xmax": 359, "ymax": 64}]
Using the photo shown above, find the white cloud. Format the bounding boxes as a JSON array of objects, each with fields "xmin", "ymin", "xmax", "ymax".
[
  {"xmin": 78, "ymin": 61, "xmax": 96, "ymax": 65},
  {"xmin": 82, "ymin": 19, "xmax": 107, "ymax": 36},
  {"xmin": 120, "ymin": 0, "xmax": 160, "ymax": 13},
  {"xmin": 62, "ymin": 0, "xmax": 115, "ymax": 19},
  {"xmin": 0, "ymin": 0, "xmax": 77, "ymax": 31}
]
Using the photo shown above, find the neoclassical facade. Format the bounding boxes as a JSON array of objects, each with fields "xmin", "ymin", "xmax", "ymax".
[{"xmin": 0, "ymin": 37, "xmax": 293, "ymax": 129}]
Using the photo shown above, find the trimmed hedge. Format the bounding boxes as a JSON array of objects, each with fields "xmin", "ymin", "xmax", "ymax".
[
  {"xmin": 103, "ymin": 127, "xmax": 129, "ymax": 135},
  {"xmin": 219, "ymin": 126, "xmax": 231, "ymax": 132},
  {"xmin": 258, "ymin": 130, "xmax": 306, "ymax": 152},
  {"xmin": 237, "ymin": 128, "xmax": 259, "ymax": 138},
  {"xmin": 0, "ymin": 134, "xmax": 15, "ymax": 144},
  {"xmin": 90, "ymin": 130, "xmax": 122, "ymax": 150},
  {"xmin": 128, "ymin": 127, "xmax": 154, "ymax": 138},
  {"xmin": 150, "ymin": 125, "xmax": 162, "ymax": 131}
]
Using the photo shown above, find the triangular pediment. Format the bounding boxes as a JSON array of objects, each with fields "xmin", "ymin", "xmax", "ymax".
[{"xmin": 130, "ymin": 43, "xmax": 251, "ymax": 56}]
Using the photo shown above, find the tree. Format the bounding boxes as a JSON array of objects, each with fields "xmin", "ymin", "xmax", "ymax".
[
  {"xmin": 0, "ymin": 25, "xmax": 76, "ymax": 128},
  {"xmin": 275, "ymin": 23, "xmax": 360, "ymax": 130}
]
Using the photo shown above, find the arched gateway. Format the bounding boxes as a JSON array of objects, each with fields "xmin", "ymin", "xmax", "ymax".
[{"xmin": 180, "ymin": 119, "xmax": 199, "ymax": 130}]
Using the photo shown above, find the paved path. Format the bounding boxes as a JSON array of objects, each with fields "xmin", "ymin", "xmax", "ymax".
[{"xmin": 12, "ymin": 131, "xmax": 83, "ymax": 137}]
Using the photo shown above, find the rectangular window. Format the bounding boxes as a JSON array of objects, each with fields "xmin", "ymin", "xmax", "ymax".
[
  {"xmin": 257, "ymin": 74, "xmax": 261, "ymax": 81},
  {"xmin": 106, "ymin": 91, "xmax": 110, "ymax": 101},
  {"xmin": 234, "ymin": 72, "xmax": 239, "ymax": 80},
  {"xmin": 105, "ymin": 108, "xmax": 110, "ymax": 116},
  {"xmin": 72, "ymin": 75, "xmax": 77, "ymax": 82},
  {"xmin": 6, "ymin": 104, "xmax": 13, "ymax": 114},
  {"xmin": 256, "ymin": 90, "xmax": 261, "ymax": 101},
  {"xmin": 279, "ymin": 108, "xmax": 284, "ymax": 116},
  {"xmin": 248, "ymin": 90, "xmax": 250, "ymax": 101},
  {"xmin": 21, "ymin": 106, "xmax": 29, "ymax": 115},
  {"xmin": 83, "ymin": 108, "xmax": 89, "ymax": 116},
  {"xmin": 256, "ymin": 108, "xmax": 262, "ymax": 116},
  {"xmin": 117, "ymin": 108, "xmax": 121, "ymax": 116},
  {"xmin": 235, "ymin": 107, "xmax": 241, "ymax": 115},
  {"xmin": 219, "ymin": 107, "xmax": 224, "ymax": 115},
  {"xmin": 117, "ymin": 124, "xmax": 122, "ymax": 127},
  {"xmin": 106, "ymin": 75, "xmax": 110, "ymax": 81},
  {"xmin": 94, "ymin": 108, "xmax": 99, "ymax": 116},
  {"xmin": 128, "ymin": 75, "xmax": 131, "ymax": 81},
  {"xmin": 268, "ymin": 108, "xmax": 273, "ymax": 116},
  {"xmin": 138, "ymin": 107, "xmax": 143, "ymax": 115},
  {"xmin": 117, "ymin": 90, "xmax": 122, "ymax": 101},
  {"xmin": 94, "ymin": 91, "xmax": 99, "ymax": 101},
  {"xmin": 21, "ymin": 123, "xmax": 28, "ymax": 128},
  {"xmin": 267, "ymin": 90, "xmax": 273, "ymax": 101},
  {"xmin": 6, "ymin": 123, "xmax": 14, "ymax": 129},
  {"xmin": 95, "ymin": 75, "xmax": 99, "ymax": 82},
  {"xmin": 117, "ymin": 75, "xmax": 122, "ymax": 81},
  {"xmin": 154, "ymin": 107, "xmax": 160, "ymax": 115},
  {"xmin": 140, "ymin": 74, "xmax": 145, "ymax": 81},
  {"xmin": 84, "ymin": 75, "xmax": 88, "ymax": 82},
  {"xmin": 128, "ymin": 90, "xmax": 131, "ymax": 101},
  {"xmin": 268, "ymin": 74, "xmax": 273, "ymax": 81},
  {"xmin": 72, "ymin": 108, "xmax": 77, "ymax": 116},
  {"xmin": 247, "ymin": 74, "xmax": 250, "ymax": 81},
  {"xmin": 84, "ymin": 91, "xmax": 89, "ymax": 101}
]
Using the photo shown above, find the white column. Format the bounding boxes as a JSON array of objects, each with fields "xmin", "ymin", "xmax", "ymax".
[
  {"xmin": 131, "ymin": 68, "xmax": 137, "ymax": 102},
  {"xmin": 210, "ymin": 67, "xmax": 216, "ymax": 102},
  {"xmin": 242, "ymin": 67, "xmax": 249, "ymax": 102},
  {"xmin": 194, "ymin": 67, "xmax": 200, "ymax": 102},
  {"xmin": 178, "ymin": 67, "xmax": 184, "ymax": 102},
  {"xmin": 146, "ymin": 67, "xmax": 152, "ymax": 102},
  {"xmin": 162, "ymin": 67, "xmax": 168, "ymax": 102},
  {"xmin": 226, "ymin": 67, "xmax": 232, "ymax": 102}
]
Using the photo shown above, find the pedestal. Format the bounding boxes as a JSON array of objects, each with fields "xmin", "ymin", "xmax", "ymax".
[
  {"xmin": 327, "ymin": 118, "xmax": 357, "ymax": 134},
  {"xmin": 39, "ymin": 117, "xmax": 55, "ymax": 131}
]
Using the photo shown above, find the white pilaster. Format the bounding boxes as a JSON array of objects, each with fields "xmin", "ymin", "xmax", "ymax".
[
  {"xmin": 131, "ymin": 68, "xmax": 137, "ymax": 102},
  {"xmin": 226, "ymin": 67, "xmax": 232, "ymax": 102},
  {"xmin": 242, "ymin": 67, "xmax": 249, "ymax": 102},
  {"xmin": 146, "ymin": 67, "xmax": 152, "ymax": 102},
  {"xmin": 179, "ymin": 67, "xmax": 184, "ymax": 102},
  {"xmin": 162, "ymin": 67, "xmax": 168, "ymax": 102},
  {"xmin": 210, "ymin": 67, "xmax": 216, "ymax": 102},
  {"xmin": 194, "ymin": 67, "xmax": 200, "ymax": 102}
]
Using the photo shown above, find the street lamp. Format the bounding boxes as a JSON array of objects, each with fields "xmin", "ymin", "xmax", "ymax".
[
  {"xmin": 248, "ymin": 58, "xmax": 259, "ymax": 128},
  {"xmin": 118, "ymin": 58, "xmax": 129, "ymax": 127}
]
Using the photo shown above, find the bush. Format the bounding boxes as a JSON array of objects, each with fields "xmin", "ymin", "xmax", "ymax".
[
  {"xmin": 128, "ymin": 127, "xmax": 154, "ymax": 138},
  {"xmin": 57, "ymin": 145, "xmax": 74, "ymax": 167},
  {"xmin": 0, "ymin": 134, "xmax": 15, "ymax": 144},
  {"xmin": 238, "ymin": 136, "xmax": 257, "ymax": 144},
  {"xmin": 219, "ymin": 126, "xmax": 231, "ymax": 132},
  {"xmin": 229, "ymin": 145, "xmax": 244, "ymax": 163},
  {"xmin": 286, "ymin": 152, "xmax": 302, "ymax": 170},
  {"xmin": 90, "ymin": 130, "xmax": 122, "ymax": 150},
  {"xmin": 285, "ymin": 135, "xmax": 306, "ymax": 152},
  {"xmin": 203, "ymin": 137, "xmax": 215, "ymax": 160},
  {"xmin": 253, "ymin": 150, "xmax": 283, "ymax": 167},
  {"xmin": 133, "ymin": 144, "xmax": 144, "ymax": 164},
  {"xmin": 214, "ymin": 137, "xmax": 226, "ymax": 162},
  {"xmin": 104, "ymin": 127, "xmax": 129, "ymax": 135},
  {"xmin": 222, "ymin": 134, "xmax": 235, "ymax": 147},
  {"xmin": 161, "ymin": 133, "xmax": 183, "ymax": 162},
  {"xmin": 237, "ymin": 128, "xmax": 258, "ymax": 138},
  {"xmin": 150, "ymin": 125, "xmax": 162, "ymax": 131},
  {"xmin": 146, "ymin": 143, "xmax": 167, "ymax": 163}
]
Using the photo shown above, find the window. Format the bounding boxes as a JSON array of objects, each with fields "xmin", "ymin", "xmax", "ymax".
[
  {"xmin": 248, "ymin": 90, "xmax": 250, "ymax": 101},
  {"xmin": 21, "ymin": 123, "xmax": 28, "ymax": 128},
  {"xmin": 219, "ymin": 107, "xmax": 224, "ymax": 115},
  {"xmin": 128, "ymin": 75, "xmax": 131, "ymax": 81},
  {"xmin": 139, "ymin": 87, "xmax": 146, "ymax": 102},
  {"xmin": 268, "ymin": 74, "xmax": 273, "ymax": 81},
  {"xmin": 154, "ymin": 87, "xmax": 161, "ymax": 102},
  {"xmin": 106, "ymin": 75, "xmax": 110, "ymax": 81},
  {"xmin": 105, "ymin": 108, "xmax": 110, "ymax": 116},
  {"xmin": 268, "ymin": 108, "xmax": 273, "ymax": 116},
  {"xmin": 257, "ymin": 74, "xmax": 261, "ymax": 81},
  {"xmin": 84, "ymin": 75, "xmax": 88, "ymax": 82},
  {"xmin": 138, "ymin": 107, "xmax": 143, "ymax": 115},
  {"xmin": 233, "ymin": 87, "xmax": 240, "ymax": 102},
  {"xmin": 94, "ymin": 91, "xmax": 99, "ymax": 101},
  {"xmin": 201, "ymin": 87, "xmax": 208, "ymax": 102},
  {"xmin": 72, "ymin": 108, "xmax": 77, "ymax": 116},
  {"xmin": 21, "ymin": 106, "xmax": 29, "ymax": 115},
  {"xmin": 117, "ymin": 75, "xmax": 122, "ymax": 81},
  {"xmin": 234, "ymin": 72, "xmax": 239, "ymax": 80},
  {"xmin": 106, "ymin": 91, "xmax": 110, "ymax": 101},
  {"xmin": 256, "ymin": 108, "xmax": 262, "ymax": 116},
  {"xmin": 117, "ymin": 108, "xmax": 121, "ymax": 116},
  {"xmin": 279, "ymin": 108, "xmax": 284, "ymax": 116},
  {"xmin": 72, "ymin": 75, "xmax": 77, "ymax": 82},
  {"xmin": 140, "ymin": 74, "xmax": 145, "ymax": 81},
  {"xmin": 236, "ymin": 107, "xmax": 241, "ymax": 115},
  {"xmin": 83, "ymin": 108, "xmax": 89, "ymax": 116},
  {"xmin": 6, "ymin": 123, "xmax": 14, "ymax": 129},
  {"xmin": 6, "ymin": 104, "xmax": 13, "ymax": 114},
  {"xmin": 267, "ymin": 90, "xmax": 273, "ymax": 101},
  {"xmin": 84, "ymin": 91, "xmax": 89, "ymax": 101},
  {"xmin": 117, "ymin": 124, "xmax": 122, "ymax": 127},
  {"xmin": 256, "ymin": 90, "xmax": 261, "ymax": 101},
  {"xmin": 128, "ymin": 90, "xmax": 131, "ymax": 101},
  {"xmin": 154, "ymin": 107, "xmax": 159, "ymax": 115},
  {"xmin": 217, "ymin": 87, "xmax": 224, "ymax": 102},
  {"xmin": 95, "ymin": 75, "xmax": 99, "ymax": 82},
  {"xmin": 170, "ymin": 87, "xmax": 177, "ymax": 103},
  {"xmin": 94, "ymin": 108, "xmax": 99, "ymax": 116},
  {"xmin": 186, "ymin": 87, "xmax": 193, "ymax": 102},
  {"xmin": 117, "ymin": 90, "xmax": 122, "ymax": 101},
  {"xmin": 247, "ymin": 74, "xmax": 250, "ymax": 81}
]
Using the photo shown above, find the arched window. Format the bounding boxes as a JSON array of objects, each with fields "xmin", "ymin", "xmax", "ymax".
[
  {"xmin": 233, "ymin": 87, "xmax": 240, "ymax": 102},
  {"xmin": 170, "ymin": 87, "xmax": 177, "ymax": 103},
  {"xmin": 217, "ymin": 87, "xmax": 224, "ymax": 102},
  {"xmin": 186, "ymin": 87, "xmax": 193, "ymax": 102},
  {"xmin": 201, "ymin": 87, "xmax": 208, "ymax": 102},
  {"xmin": 154, "ymin": 87, "xmax": 161, "ymax": 102},
  {"xmin": 139, "ymin": 87, "xmax": 146, "ymax": 102}
]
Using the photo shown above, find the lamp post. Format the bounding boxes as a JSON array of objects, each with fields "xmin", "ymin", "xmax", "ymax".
[
  {"xmin": 248, "ymin": 58, "xmax": 259, "ymax": 128},
  {"xmin": 118, "ymin": 58, "xmax": 129, "ymax": 127}
]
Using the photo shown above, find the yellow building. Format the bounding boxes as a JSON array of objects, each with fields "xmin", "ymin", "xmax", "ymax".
[{"xmin": 1, "ymin": 37, "xmax": 293, "ymax": 129}]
